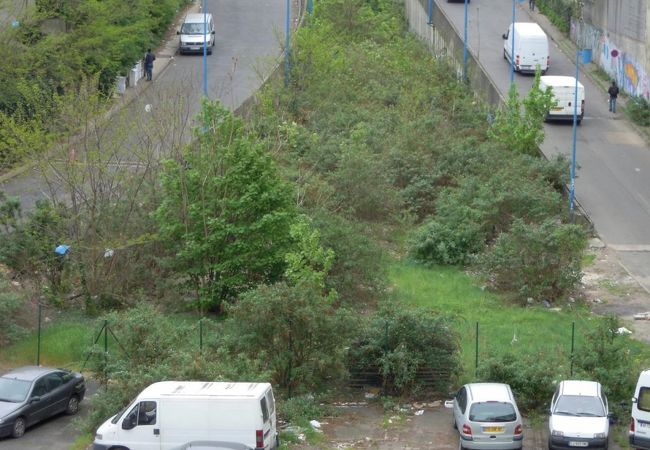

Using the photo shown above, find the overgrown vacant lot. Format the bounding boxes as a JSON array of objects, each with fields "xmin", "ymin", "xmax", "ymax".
[{"xmin": 1, "ymin": 0, "xmax": 649, "ymax": 447}]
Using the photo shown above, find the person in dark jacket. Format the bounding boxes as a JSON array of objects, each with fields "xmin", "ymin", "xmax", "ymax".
[
  {"xmin": 529, "ymin": 0, "xmax": 535, "ymax": 11},
  {"xmin": 144, "ymin": 49, "xmax": 156, "ymax": 81},
  {"xmin": 608, "ymin": 81, "xmax": 619, "ymax": 113}
]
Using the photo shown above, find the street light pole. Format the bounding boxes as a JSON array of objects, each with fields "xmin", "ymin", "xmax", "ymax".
[
  {"xmin": 569, "ymin": 50, "xmax": 581, "ymax": 219},
  {"xmin": 308, "ymin": 0, "xmax": 313, "ymax": 14},
  {"xmin": 463, "ymin": 0, "xmax": 468, "ymax": 82},
  {"xmin": 510, "ymin": 0, "xmax": 516, "ymax": 82},
  {"xmin": 202, "ymin": 0, "xmax": 208, "ymax": 97},
  {"xmin": 284, "ymin": 0, "xmax": 291, "ymax": 87},
  {"xmin": 428, "ymin": 0, "xmax": 433, "ymax": 25}
]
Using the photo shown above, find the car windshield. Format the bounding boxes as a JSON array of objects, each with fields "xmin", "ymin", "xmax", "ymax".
[
  {"xmin": 180, "ymin": 23, "xmax": 208, "ymax": 35},
  {"xmin": 0, "ymin": 377, "xmax": 32, "ymax": 402},
  {"xmin": 469, "ymin": 401, "xmax": 517, "ymax": 422},
  {"xmin": 554, "ymin": 395, "xmax": 605, "ymax": 417}
]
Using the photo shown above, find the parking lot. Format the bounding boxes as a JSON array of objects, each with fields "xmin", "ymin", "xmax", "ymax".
[{"xmin": 292, "ymin": 401, "xmax": 622, "ymax": 450}]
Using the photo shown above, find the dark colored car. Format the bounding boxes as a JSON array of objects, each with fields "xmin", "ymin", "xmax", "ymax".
[{"xmin": 0, "ymin": 366, "xmax": 86, "ymax": 438}]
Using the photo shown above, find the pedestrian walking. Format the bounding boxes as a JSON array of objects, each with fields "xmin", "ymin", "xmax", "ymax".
[
  {"xmin": 529, "ymin": 0, "xmax": 535, "ymax": 11},
  {"xmin": 144, "ymin": 49, "xmax": 156, "ymax": 81},
  {"xmin": 608, "ymin": 80, "xmax": 619, "ymax": 113}
]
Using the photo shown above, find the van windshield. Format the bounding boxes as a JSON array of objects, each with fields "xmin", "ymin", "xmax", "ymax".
[
  {"xmin": 181, "ymin": 23, "xmax": 209, "ymax": 35},
  {"xmin": 469, "ymin": 402, "xmax": 517, "ymax": 422},
  {"xmin": 554, "ymin": 395, "xmax": 605, "ymax": 417}
]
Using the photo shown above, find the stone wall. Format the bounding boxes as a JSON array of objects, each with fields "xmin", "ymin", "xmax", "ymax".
[
  {"xmin": 573, "ymin": 0, "xmax": 650, "ymax": 98},
  {"xmin": 404, "ymin": 0, "xmax": 503, "ymax": 106}
]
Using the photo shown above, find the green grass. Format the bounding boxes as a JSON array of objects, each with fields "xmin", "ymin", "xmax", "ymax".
[
  {"xmin": 390, "ymin": 262, "xmax": 599, "ymax": 380},
  {"xmin": 1, "ymin": 319, "xmax": 95, "ymax": 369}
]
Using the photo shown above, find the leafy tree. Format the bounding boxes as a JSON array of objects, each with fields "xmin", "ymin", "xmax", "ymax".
[
  {"xmin": 487, "ymin": 72, "xmax": 554, "ymax": 155},
  {"xmin": 475, "ymin": 218, "xmax": 586, "ymax": 303},
  {"xmin": 154, "ymin": 100, "xmax": 297, "ymax": 312}
]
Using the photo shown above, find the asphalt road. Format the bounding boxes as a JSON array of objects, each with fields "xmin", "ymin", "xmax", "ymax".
[
  {"xmin": 0, "ymin": 379, "xmax": 99, "ymax": 450},
  {"xmin": 437, "ymin": 0, "xmax": 650, "ymax": 293}
]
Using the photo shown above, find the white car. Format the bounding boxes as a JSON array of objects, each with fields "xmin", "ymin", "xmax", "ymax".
[
  {"xmin": 452, "ymin": 383, "xmax": 523, "ymax": 450},
  {"xmin": 548, "ymin": 380, "xmax": 610, "ymax": 450}
]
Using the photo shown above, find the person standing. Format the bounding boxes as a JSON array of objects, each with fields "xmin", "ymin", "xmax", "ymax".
[
  {"xmin": 144, "ymin": 49, "xmax": 156, "ymax": 81},
  {"xmin": 529, "ymin": 0, "xmax": 535, "ymax": 11},
  {"xmin": 608, "ymin": 80, "xmax": 619, "ymax": 113}
]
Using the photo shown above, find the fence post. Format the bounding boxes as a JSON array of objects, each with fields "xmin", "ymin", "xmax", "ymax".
[
  {"xmin": 475, "ymin": 321, "xmax": 479, "ymax": 377},
  {"xmin": 199, "ymin": 319, "xmax": 203, "ymax": 353},
  {"xmin": 36, "ymin": 302, "xmax": 42, "ymax": 365},
  {"xmin": 570, "ymin": 321, "xmax": 575, "ymax": 376}
]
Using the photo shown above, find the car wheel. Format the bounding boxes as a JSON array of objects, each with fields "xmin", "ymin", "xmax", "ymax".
[
  {"xmin": 66, "ymin": 395, "xmax": 80, "ymax": 415},
  {"xmin": 12, "ymin": 417, "xmax": 26, "ymax": 438}
]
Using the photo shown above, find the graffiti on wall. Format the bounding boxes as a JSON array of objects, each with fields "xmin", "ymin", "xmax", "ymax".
[{"xmin": 572, "ymin": 19, "xmax": 650, "ymax": 99}]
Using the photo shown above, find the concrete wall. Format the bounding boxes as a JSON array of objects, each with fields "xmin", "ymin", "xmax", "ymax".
[
  {"xmin": 404, "ymin": 0, "xmax": 503, "ymax": 106},
  {"xmin": 573, "ymin": 0, "xmax": 650, "ymax": 98}
]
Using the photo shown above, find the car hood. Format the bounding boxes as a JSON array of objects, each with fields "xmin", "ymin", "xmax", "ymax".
[
  {"xmin": 550, "ymin": 415, "xmax": 608, "ymax": 437},
  {"xmin": 0, "ymin": 400, "xmax": 22, "ymax": 420}
]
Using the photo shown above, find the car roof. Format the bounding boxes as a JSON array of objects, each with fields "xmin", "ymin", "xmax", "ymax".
[
  {"xmin": 559, "ymin": 380, "xmax": 601, "ymax": 397},
  {"xmin": 1, "ymin": 366, "xmax": 61, "ymax": 381},
  {"xmin": 513, "ymin": 22, "xmax": 546, "ymax": 36},
  {"xmin": 466, "ymin": 383, "xmax": 513, "ymax": 402},
  {"xmin": 184, "ymin": 13, "xmax": 212, "ymax": 23}
]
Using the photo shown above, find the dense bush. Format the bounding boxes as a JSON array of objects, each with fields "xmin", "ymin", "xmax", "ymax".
[
  {"xmin": 572, "ymin": 316, "xmax": 638, "ymax": 415},
  {"xmin": 478, "ymin": 352, "xmax": 561, "ymax": 413},
  {"xmin": 626, "ymin": 95, "xmax": 650, "ymax": 127},
  {"xmin": 475, "ymin": 219, "xmax": 586, "ymax": 303},
  {"xmin": 224, "ymin": 282, "xmax": 355, "ymax": 395},
  {"xmin": 0, "ymin": 278, "xmax": 26, "ymax": 346},
  {"xmin": 348, "ymin": 304, "xmax": 461, "ymax": 395}
]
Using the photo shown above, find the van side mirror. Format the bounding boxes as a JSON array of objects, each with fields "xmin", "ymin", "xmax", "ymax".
[
  {"xmin": 502, "ymin": 33, "xmax": 507, "ymax": 40},
  {"xmin": 176, "ymin": 30, "xmax": 180, "ymax": 35},
  {"xmin": 633, "ymin": 397, "xmax": 638, "ymax": 404},
  {"xmin": 211, "ymin": 30, "xmax": 215, "ymax": 34}
]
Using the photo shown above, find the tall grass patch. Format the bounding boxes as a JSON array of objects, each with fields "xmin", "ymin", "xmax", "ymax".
[{"xmin": 390, "ymin": 262, "xmax": 599, "ymax": 379}]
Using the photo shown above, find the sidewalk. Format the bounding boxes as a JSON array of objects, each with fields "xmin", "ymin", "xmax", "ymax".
[{"xmin": 523, "ymin": 5, "xmax": 650, "ymax": 146}]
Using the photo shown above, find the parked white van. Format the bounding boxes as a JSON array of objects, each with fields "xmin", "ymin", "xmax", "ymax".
[
  {"xmin": 178, "ymin": 13, "xmax": 215, "ymax": 55},
  {"xmin": 630, "ymin": 370, "xmax": 650, "ymax": 449},
  {"xmin": 502, "ymin": 22, "xmax": 549, "ymax": 74},
  {"xmin": 93, "ymin": 381, "xmax": 278, "ymax": 450},
  {"xmin": 540, "ymin": 75, "xmax": 585, "ymax": 124}
]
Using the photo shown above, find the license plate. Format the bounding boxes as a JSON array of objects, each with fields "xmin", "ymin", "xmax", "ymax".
[
  {"xmin": 552, "ymin": 107, "xmax": 563, "ymax": 111},
  {"xmin": 569, "ymin": 442, "xmax": 588, "ymax": 447},
  {"xmin": 190, "ymin": 46, "xmax": 200, "ymax": 50},
  {"xmin": 483, "ymin": 426, "xmax": 504, "ymax": 433}
]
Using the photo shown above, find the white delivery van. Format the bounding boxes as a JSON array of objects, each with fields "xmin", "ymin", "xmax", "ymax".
[
  {"xmin": 540, "ymin": 75, "xmax": 585, "ymax": 124},
  {"xmin": 630, "ymin": 370, "xmax": 650, "ymax": 450},
  {"xmin": 502, "ymin": 22, "xmax": 549, "ymax": 74},
  {"xmin": 93, "ymin": 381, "xmax": 278, "ymax": 450},
  {"xmin": 178, "ymin": 13, "xmax": 215, "ymax": 55}
]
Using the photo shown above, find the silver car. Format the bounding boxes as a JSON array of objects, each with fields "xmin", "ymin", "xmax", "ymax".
[{"xmin": 452, "ymin": 382, "xmax": 524, "ymax": 450}]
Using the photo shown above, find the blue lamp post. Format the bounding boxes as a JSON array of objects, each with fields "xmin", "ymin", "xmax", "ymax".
[
  {"xmin": 569, "ymin": 49, "xmax": 591, "ymax": 218},
  {"xmin": 428, "ymin": 0, "xmax": 433, "ymax": 25},
  {"xmin": 509, "ymin": 0, "xmax": 525, "ymax": 82},
  {"xmin": 284, "ymin": 0, "xmax": 291, "ymax": 87},
  {"xmin": 202, "ymin": 0, "xmax": 208, "ymax": 97},
  {"xmin": 308, "ymin": 0, "xmax": 313, "ymax": 14},
  {"xmin": 463, "ymin": 0, "xmax": 468, "ymax": 82}
]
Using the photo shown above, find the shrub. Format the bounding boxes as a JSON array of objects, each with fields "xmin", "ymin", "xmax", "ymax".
[
  {"xmin": 348, "ymin": 304, "xmax": 461, "ymax": 395},
  {"xmin": 409, "ymin": 215, "xmax": 485, "ymax": 266},
  {"xmin": 224, "ymin": 282, "xmax": 356, "ymax": 395},
  {"xmin": 0, "ymin": 277, "xmax": 26, "ymax": 346},
  {"xmin": 626, "ymin": 96, "xmax": 650, "ymax": 127},
  {"xmin": 572, "ymin": 316, "xmax": 638, "ymax": 413},
  {"xmin": 478, "ymin": 352, "xmax": 561, "ymax": 413},
  {"xmin": 475, "ymin": 219, "xmax": 586, "ymax": 303}
]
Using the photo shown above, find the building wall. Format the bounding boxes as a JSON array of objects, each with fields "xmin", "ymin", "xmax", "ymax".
[{"xmin": 573, "ymin": 0, "xmax": 650, "ymax": 98}]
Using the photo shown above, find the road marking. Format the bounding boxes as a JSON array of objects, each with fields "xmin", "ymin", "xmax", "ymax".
[{"xmin": 609, "ymin": 244, "xmax": 650, "ymax": 252}]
